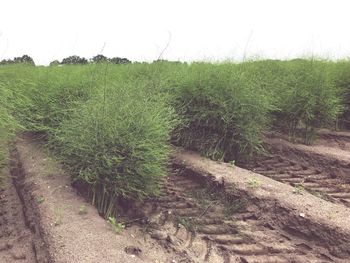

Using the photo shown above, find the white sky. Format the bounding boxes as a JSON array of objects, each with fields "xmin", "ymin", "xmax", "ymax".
[{"xmin": 0, "ymin": 0, "xmax": 350, "ymax": 65}]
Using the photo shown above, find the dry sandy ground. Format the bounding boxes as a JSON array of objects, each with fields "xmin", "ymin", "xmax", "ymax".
[
  {"xmin": 174, "ymin": 149, "xmax": 350, "ymax": 261},
  {"xmin": 7, "ymin": 136, "xmax": 185, "ymax": 263},
  {"xmin": 2, "ymin": 134, "xmax": 350, "ymax": 262}
]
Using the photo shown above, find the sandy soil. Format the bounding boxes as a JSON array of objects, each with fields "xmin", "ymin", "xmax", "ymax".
[
  {"xmin": 174, "ymin": 149, "xmax": 350, "ymax": 261},
  {"xmin": 260, "ymin": 136, "xmax": 350, "ymax": 207},
  {"xmin": 3, "ymin": 133, "xmax": 350, "ymax": 263},
  {"xmin": 12, "ymin": 136, "xmax": 184, "ymax": 263},
  {"xmin": 0, "ymin": 166, "xmax": 37, "ymax": 263},
  {"xmin": 142, "ymin": 170, "xmax": 337, "ymax": 262}
]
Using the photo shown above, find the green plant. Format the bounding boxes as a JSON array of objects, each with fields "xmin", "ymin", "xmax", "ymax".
[
  {"xmin": 36, "ymin": 196, "xmax": 45, "ymax": 204},
  {"xmin": 54, "ymin": 73, "xmax": 177, "ymax": 216},
  {"xmin": 78, "ymin": 205, "xmax": 88, "ymax": 215},
  {"xmin": 53, "ymin": 207, "xmax": 63, "ymax": 226},
  {"xmin": 176, "ymin": 216, "xmax": 197, "ymax": 232},
  {"xmin": 309, "ymin": 189, "xmax": 328, "ymax": 200},
  {"xmin": 172, "ymin": 63, "xmax": 273, "ymax": 162},
  {"xmin": 293, "ymin": 183, "xmax": 304, "ymax": 194},
  {"xmin": 0, "ymin": 59, "xmax": 347, "ymax": 225},
  {"xmin": 247, "ymin": 178, "xmax": 261, "ymax": 188},
  {"xmin": 271, "ymin": 59, "xmax": 343, "ymax": 142},
  {"xmin": 108, "ymin": 216, "xmax": 125, "ymax": 234},
  {"xmin": 224, "ymin": 199, "xmax": 247, "ymax": 218},
  {"xmin": 229, "ymin": 160, "xmax": 236, "ymax": 167}
]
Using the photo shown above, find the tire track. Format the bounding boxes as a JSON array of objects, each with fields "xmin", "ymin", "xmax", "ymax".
[
  {"xmin": 243, "ymin": 155, "xmax": 350, "ymax": 207},
  {"xmin": 143, "ymin": 170, "xmax": 336, "ymax": 262}
]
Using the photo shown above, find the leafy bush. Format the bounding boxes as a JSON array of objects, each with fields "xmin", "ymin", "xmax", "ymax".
[
  {"xmin": 0, "ymin": 59, "xmax": 346, "ymax": 217},
  {"xmin": 172, "ymin": 63, "xmax": 273, "ymax": 162},
  {"xmin": 52, "ymin": 75, "xmax": 177, "ymax": 216},
  {"xmin": 272, "ymin": 60, "xmax": 343, "ymax": 142},
  {"xmin": 332, "ymin": 61, "xmax": 350, "ymax": 129},
  {"xmin": 0, "ymin": 67, "xmax": 26, "ymax": 166},
  {"xmin": 25, "ymin": 66, "xmax": 93, "ymax": 134}
]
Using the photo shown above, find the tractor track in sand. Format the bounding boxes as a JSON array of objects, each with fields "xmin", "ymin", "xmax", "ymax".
[
  {"xmin": 243, "ymin": 155, "xmax": 350, "ymax": 207},
  {"xmin": 240, "ymin": 132, "xmax": 350, "ymax": 208},
  {"xmin": 142, "ymin": 169, "xmax": 338, "ymax": 262}
]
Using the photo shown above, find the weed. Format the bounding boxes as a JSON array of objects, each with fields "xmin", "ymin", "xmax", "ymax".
[
  {"xmin": 78, "ymin": 205, "xmax": 88, "ymax": 215},
  {"xmin": 309, "ymin": 190, "xmax": 328, "ymax": 201},
  {"xmin": 224, "ymin": 199, "xmax": 247, "ymax": 218},
  {"xmin": 42, "ymin": 161, "xmax": 57, "ymax": 177},
  {"xmin": 176, "ymin": 216, "xmax": 197, "ymax": 232},
  {"xmin": 108, "ymin": 216, "xmax": 125, "ymax": 234},
  {"xmin": 328, "ymin": 212, "xmax": 337, "ymax": 220},
  {"xmin": 293, "ymin": 183, "xmax": 305, "ymax": 195},
  {"xmin": 36, "ymin": 196, "xmax": 45, "ymax": 204},
  {"xmin": 247, "ymin": 178, "xmax": 261, "ymax": 189},
  {"xmin": 189, "ymin": 182, "xmax": 246, "ymax": 219},
  {"xmin": 53, "ymin": 207, "xmax": 63, "ymax": 226}
]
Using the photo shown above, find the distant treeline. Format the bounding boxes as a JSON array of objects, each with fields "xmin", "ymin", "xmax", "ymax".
[
  {"xmin": 0, "ymin": 55, "xmax": 35, "ymax": 65},
  {"xmin": 50, "ymin": 55, "xmax": 132, "ymax": 65},
  {"xmin": 0, "ymin": 54, "xmax": 133, "ymax": 66}
]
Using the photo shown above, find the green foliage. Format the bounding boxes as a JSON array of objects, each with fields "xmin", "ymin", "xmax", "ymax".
[
  {"xmin": 0, "ymin": 55, "xmax": 35, "ymax": 65},
  {"xmin": 78, "ymin": 205, "xmax": 88, "ymax": 215},
  {"xmin": 0, "ymin": 64, "xmax": 176, "ymax": 218},
  {"xmin": 0, "ymin": 59, "xmax": 348, "ymax": 220},
  {"xmin": 36, "ymin": 195, "xmax": 45, "ymax": 204},
  {"xmin": 0, "ymin": 65, "xmax": 29, "ymax": 165},
  {"xmin": 108, "ymin": 216, "xmax": 125, "ymax": 234},
  {"xmin": 61, "ymin": 55, "xmax": 88, "ymax": 65},
  {"xmin": 54, "ymin": 78, "xmax": 176, "ymax": 213},
  {"xmin": 332, "ymin": 61, "xmax": 350, "ymax": 129},
  {"xmin": 247, "ymin": 178, "xmax": 261, "ymax": 188},
  {"xmin": 272, "ymin": 59, "xmax": 343, "ymax": 143},
  {"xmin": 172, "ymin": 63, "xmax": 273, "ymax": 162}
]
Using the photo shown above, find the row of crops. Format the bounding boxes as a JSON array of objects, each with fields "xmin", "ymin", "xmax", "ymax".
[{"xmin": 1, "ymin": 59, "xmax": 350, "ymax": 216}]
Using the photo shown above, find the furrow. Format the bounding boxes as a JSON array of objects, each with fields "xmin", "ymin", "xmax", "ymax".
[
  {"xmin": 244, "ymin": 155, "xmax": 350, "ymax": 208},
  {"xmin": 143, "ymin": 172, "xmax": 333, "ymax": 262}
]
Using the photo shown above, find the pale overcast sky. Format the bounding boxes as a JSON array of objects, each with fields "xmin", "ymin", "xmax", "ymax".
[{"xmin": 0, "ymin": 0, "xmax": 349, "ymax": 65}]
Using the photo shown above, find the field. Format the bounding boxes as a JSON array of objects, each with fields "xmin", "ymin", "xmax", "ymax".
[{"xmin": 1, "ymin": 59, "xmax": 350, "ymax": 262}]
